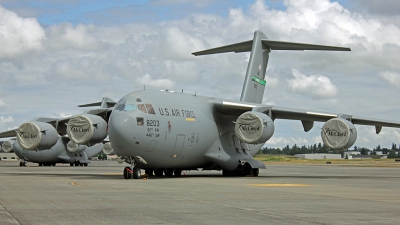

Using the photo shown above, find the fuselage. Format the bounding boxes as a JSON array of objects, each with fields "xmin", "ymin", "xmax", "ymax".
[{"xmin": 108, "ymin": 89, "xmax": 264, "ymax": 170}]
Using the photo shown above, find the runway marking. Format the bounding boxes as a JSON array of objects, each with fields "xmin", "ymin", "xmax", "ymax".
[
  {"xmin": 70, "ymin": 182, "xmax": 86, "ymax": 187},
  {"xmin": 248, "ymin": 183, "xmax": 314, "ymax": 187}
]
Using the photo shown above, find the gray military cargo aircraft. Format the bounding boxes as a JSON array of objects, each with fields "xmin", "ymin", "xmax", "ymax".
[
  {"xmin": 2, "ymin": 137, "xmax": 104, "ymax": 167},
  {"xmin": 0, "ymin": 98, "xmax": 114, "ymax": 166},
  {"xmin": 2, "ymin": 30, "xmax": 400, "ymax": 178}
]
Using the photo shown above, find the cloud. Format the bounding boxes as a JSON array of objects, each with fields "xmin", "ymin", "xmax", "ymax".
[
  {"xmin": 45, "ymin": 23, "xmax": 104, "ymax": 51},
  {"xmin": 137, "ymin": 74, "xmax": 174, "ymax": 89},
  {"xmin": 48, "ymin": 56, "xmax": 111, "ymax": 82},
  {"xmin": 267, "ymin": 136, "xmax": 310, "ymax": 146},
  {"xmin": 0, "ymin": 5, "xmax": 45, "ymax": 60},
  {"xmin": 287, "ymin": 69, "xmax": 337, "ymax": 99},
  {"xmin": 380, "ymin": 71, "xmax": 400, "ymax": 88},
  {"xmin": 0, "ymin": 115, "xmax": 13, "ymax": 126}
]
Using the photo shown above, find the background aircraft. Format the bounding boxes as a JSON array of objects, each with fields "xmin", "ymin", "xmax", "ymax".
[
  {"xmin": 0, "ymin": 98, "xmax": 115, "ymax": 166},
  {"xmin": 2, "ymin": 30, "xmax": 400, "ymax": 178}
]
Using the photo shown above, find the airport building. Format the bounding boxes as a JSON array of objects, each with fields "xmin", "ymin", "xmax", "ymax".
[
  {"xmin": 294, "ymin": 153, "xmax": 342, "ymax": 159},
  {"xmin": 0, "ymin": 153, "xmax": 18, "ymax": 161}
]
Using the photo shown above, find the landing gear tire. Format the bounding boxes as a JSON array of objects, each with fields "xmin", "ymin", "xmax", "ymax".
[
  {"xmin": 84, "ymin": 163, "xmax": 88, "ymax": 167},
  {"xmin": 70, "ymin": 163, "xmax": 74, "ymax": 166},
  {"xmin": 74, "ymin": 161, "xmax": 80, "ymax": 166},
  {"xmin": 133, "ymin": 167, "xmax": 141, "ymax": 179},
  {"xmin": 222, "ymin": 169, "xmax": 232, "ymax": 177},
  {"xmin": 243, "ymin": 163, "xmax": 254, "ymax": 176},
  {"xmin": 252, "ymin": 168, "xmax": 259, "ymax": 177},
  {"xmin": 39, "ymin": 163, "xmax": 43, "ymax": 167},
  {"xmin": 165, "ymin": 168, "xmax": 174, "ymax": 176},
  {"xmin": 154, "ymin": 168, "xmax": 164, "ymax": 176},
  {"xmin": 123, "ymin": 166, "xmax": 132, "ymax": 179},
  {"xmin": 174, "ymin": 169, "xmax": 182, "ymax": 177},
  {"xmin": 145, "ymin": 169, "xmax": 154, "ymax": 176}
]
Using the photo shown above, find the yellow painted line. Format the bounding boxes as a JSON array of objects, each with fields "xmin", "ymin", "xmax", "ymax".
[
  {"xmin": 248, "ymin": 184, "xmax": 314, "ymax": 187},
  {"xmin": 186, "ymin": 118, "xmax": 196, "ymax": 122},
  {"xmin": 70, "ymin": 182, "xmax": 86, "ymax": 187}
]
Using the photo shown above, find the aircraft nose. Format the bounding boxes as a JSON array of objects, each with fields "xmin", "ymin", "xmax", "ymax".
[{"xmin": 108, "ymin": 113, "xmax": 135, "ymax": 148}]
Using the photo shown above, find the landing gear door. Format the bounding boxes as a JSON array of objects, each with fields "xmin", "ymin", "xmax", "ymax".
[{"xmin": 232, "ymin": 135, "xmax": 249, "ymax": 153}]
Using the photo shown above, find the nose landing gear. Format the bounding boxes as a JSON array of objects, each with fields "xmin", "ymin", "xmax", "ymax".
[{"xmin": 123, "ymin": 166, "xmax": 142, "ymax": 179}]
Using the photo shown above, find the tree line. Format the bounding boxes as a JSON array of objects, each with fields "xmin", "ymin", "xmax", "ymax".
[{"xmin": 261, "ymin": 143, "xmax": 400, "ymax": 158}]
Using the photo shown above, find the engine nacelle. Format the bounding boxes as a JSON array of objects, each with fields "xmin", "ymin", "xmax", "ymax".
[
  {"xmin": 102, "ymin": 142, "xmax": 114, "ymax": 155},
  {"xmin": 16, "ymin": 121, "xmax": 59, "ymax": 150},
  {"xmin": 321, "ymin": 118, "xmax": 357, "ymax": 150},
  {"xmin": 2, "ymin": 140, "xmax": 15, "ymax": 153},
  {"xmin": 234, "ymin": 111, "xmax": 275, "ymax": 144},
  {"xmin": 67, "ymin": 114, "xmax": 107, "ymax": 145},
  {"xmin": 66, "ymin": 141, "xmax": 87, "ymax": 153}
]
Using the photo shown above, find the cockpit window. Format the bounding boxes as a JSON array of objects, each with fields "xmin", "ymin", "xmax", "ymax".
[
  {"xmin": 145, "ymin": 104, "xmax": 155, "ymax": 114},
  {"xmin": 136, "ymin": 98, "xmax": 142, "ymax": 102},
  {"xmin": 138, "ymin": 104, "xmax": 147, "ymax": 113},
  {"xmin": 124, "ymin": 104, "xmax": 138, "ymax": 111},
  {"xmin": 115, "ymin": 103, "xmax": 125, "ymax": 111}
]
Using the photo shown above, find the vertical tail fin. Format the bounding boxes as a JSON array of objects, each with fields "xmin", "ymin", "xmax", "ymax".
[
  {"xmin": 240, "ymin": 31, "xmax": 269, "ymax": 103},
  {"xmin": 192, "ymin": 30, "xmax": 350, "ymax": 104}
]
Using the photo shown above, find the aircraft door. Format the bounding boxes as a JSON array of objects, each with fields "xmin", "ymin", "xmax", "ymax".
[{"xmin": 170, "ymin": 135, "xmax": 185, "ymax": 158}]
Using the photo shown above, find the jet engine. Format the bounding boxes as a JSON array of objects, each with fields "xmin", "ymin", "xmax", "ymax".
[
  {"xmin": 234, "ymin": 111, "xmax": 275, "ymax": 144},
  {"xmin": 2, "ymin": 140, "xmax": 14, "ymax": 153},
  {"xmin": 102, "ymin": 142, "xmax": 114, "ymax": 155},
  {"xmin": 16, "ymin": 121, "xmax": 59, "ymax": 150},
  {"xmin": 66, "ymin": 141, "xmax": 87, "ymax": 153},
  {"xmin": 67, "ymin": 114, "xmax": 107, "ymax": 145},
  {"xmin": 321, "ymin": 118, "xmax": 357, "ymax": 150}
]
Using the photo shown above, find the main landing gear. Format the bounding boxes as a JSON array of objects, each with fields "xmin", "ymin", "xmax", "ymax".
[
  {"xmin": 123, "ymin": 167, "xmax": 183, "ymax": 179},
  {"xmin": 222, "ymin": 163, "xmax": 260, "ymax": 177}
]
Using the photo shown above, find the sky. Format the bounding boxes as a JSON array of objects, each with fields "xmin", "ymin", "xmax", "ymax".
[{"xmin": 1, "ymin": 0, "xmax": 400, "ymax": 150}]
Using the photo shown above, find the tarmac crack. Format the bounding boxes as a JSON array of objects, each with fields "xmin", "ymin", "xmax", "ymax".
[{"xmin": 0, "ymin": 202, "xmax": 21, "ymax": 225}]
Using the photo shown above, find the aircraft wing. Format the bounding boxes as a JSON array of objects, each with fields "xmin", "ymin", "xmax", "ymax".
[
  {"xmin": 0, "ymin": 130, "xmax": 16, "ymax": 138},
  {"xmin": 0, "ymin": 97, "xmax": 115, "ymax": 138},
  {"xmin": 215, "ymin": 100, "xmax": 400, "ymax": 133}
]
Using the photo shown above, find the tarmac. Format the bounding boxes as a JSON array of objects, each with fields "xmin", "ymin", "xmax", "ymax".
[{"xmin": 1, "ymin": 161, "xmax": 400, "ymax": 225}]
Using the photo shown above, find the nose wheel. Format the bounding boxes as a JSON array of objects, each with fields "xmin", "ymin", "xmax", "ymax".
[
  {"xmin": 123, "ymin": 166, "xmax": 141, "ymax": 179},
  {"xmin": 123, "ymin": 166, "xmax": 132, "ymax": 179}
]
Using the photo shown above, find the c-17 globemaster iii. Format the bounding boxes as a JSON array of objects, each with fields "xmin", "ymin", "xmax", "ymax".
[
  {"xmin": 0, "ymin": 99, "xmax": 114, "ymax": 166},
  {"xmin": 2, "ymin": 30, "xmax": 400, "ymax": 178}
]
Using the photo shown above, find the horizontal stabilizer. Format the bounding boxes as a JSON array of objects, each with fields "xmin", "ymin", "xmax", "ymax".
[
  {"xmin": 262, "ymin": 40, "xmax": 351, "ymax": 51},
  {"xmin": 192, "ymin": 40, "xmax": 253, "ymax": 56},
  {"xmin": 192, "ymin": 39, "xmax": 350, "ymax": 56}
]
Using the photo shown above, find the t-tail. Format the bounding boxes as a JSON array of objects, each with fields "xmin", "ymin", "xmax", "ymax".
[{"xmin": 192, "ymin": 30, "xmax": 351, "ymax": 104}]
